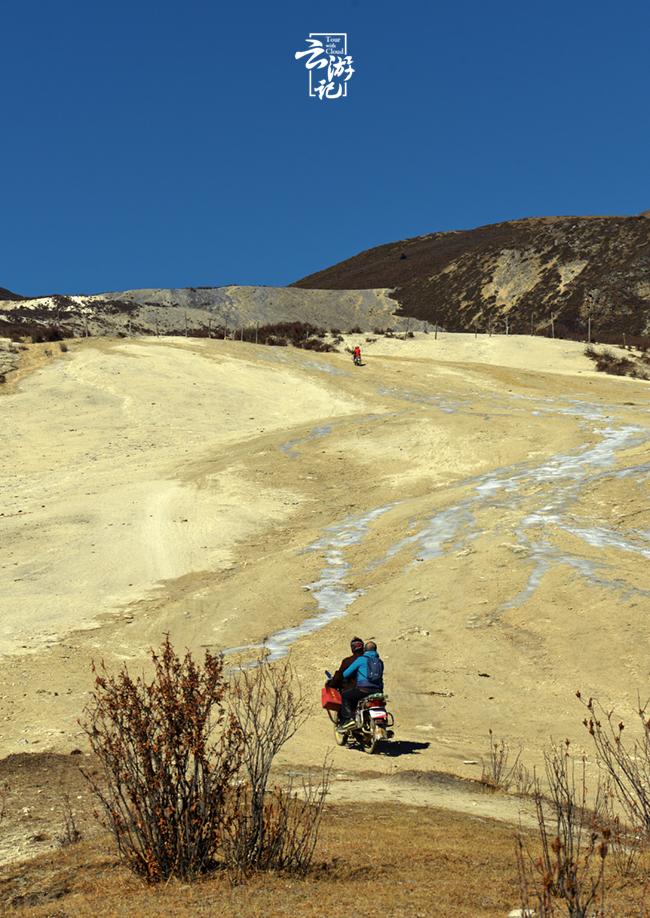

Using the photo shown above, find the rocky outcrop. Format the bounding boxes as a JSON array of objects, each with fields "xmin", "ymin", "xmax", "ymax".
[
  {"xmin": 0, "ymin": 338, "xmax": 21, "ymax": 379},
  {"xmin": 293, "ymin": 213, "xmax": 650, "ymax": 337},
  {"xmin": 0, "ymin": 286, "xmax": 403, "ymax": 340}
]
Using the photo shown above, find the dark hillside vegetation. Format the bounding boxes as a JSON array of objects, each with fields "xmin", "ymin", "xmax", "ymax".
[{"xmin": 293, "ymin": 213, "xmax": 650, "ymax": 339}]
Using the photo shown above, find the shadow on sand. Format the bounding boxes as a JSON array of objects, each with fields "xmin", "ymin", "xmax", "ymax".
[{"xmin": 374, "ymin": 740, "xmax": 430, "ymax": 757}]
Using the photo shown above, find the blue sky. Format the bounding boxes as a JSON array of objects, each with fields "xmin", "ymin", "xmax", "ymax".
[{"xmin": 3, "ymin": 0, "xmax": 649, "ymax": 295}]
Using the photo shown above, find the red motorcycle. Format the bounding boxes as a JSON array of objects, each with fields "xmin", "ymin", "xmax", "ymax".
[{"xmin": 322, "ymin": 672, "xmax": 394, "ymax": 754}]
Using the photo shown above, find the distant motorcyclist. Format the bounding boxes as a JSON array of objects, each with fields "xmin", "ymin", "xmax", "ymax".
[
  {"xmin": 327, "ymin": 637, "xmax": 364, "ymax": 725},
  {"xmin": 338, "ymin": 641, "xmax": 385, "ymax": 731},
  {"xmin": 353, "ymin": 345, "xmax": 362, "ymax": 366}
]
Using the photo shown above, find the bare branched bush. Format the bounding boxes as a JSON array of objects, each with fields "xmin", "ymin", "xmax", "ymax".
[
  {"xmin": 601, "ymin": 785, "xmax": 645, "ymax": 880},
  {"xmin": 578, "ymin": 692, "xmax": 650, "ymax": 835},
  {"xmin": 57, "ymin": 793, "xmax": 82, "ymax": 847},
  {"xmin": 224, "ymin": 766, "xmax": 330, "ymax": 880},
  {"xmin": 516, "ymin": 741, "xmax": 609, "ymax": 917},
  {"xmin": 513, "ymin": 760, "xmax": 536, "ymax": 798},
  {"xmin": 0, "ymin": 782, "xmax": 8, "ymax": 823},
  {"xmin": 481, "ymin": 729, "xmax": 523, "ymax": 791},
  {"xmin": 225, "ymin": 657, "xmax": 330, "ymax": 877},
  {"xmin": 81, "ymin": 636, "xmax": 243, "ymax": 881}
]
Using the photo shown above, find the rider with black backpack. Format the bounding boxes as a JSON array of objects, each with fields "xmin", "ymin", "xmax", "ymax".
[{"xmin": 338, "ymin": 641, "xmax": 384, "ymax": 731}]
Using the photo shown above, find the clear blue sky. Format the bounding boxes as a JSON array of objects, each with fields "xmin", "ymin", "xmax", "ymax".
[{"xmin": 3, "ymin": 0, "xmax": 649, "ymax": 296}]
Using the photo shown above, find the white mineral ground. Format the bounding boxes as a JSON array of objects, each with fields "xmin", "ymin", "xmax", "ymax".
[{"xmin": 1, "ymin": 332, "xmax": 649, "ymax": 823}]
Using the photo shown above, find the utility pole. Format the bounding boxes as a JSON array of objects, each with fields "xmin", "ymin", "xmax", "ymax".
[
  {"xmin": 505, "ymin": 315, "xmax": 509, "ymax": 336},
  {"xmin": 586, "ymin": 292, "xmax": 593, "ymax": 344},
  {"xmin": 255, "ymin": 321, "xmax": 259, "ymax": 344},
  {"xmin": 434, "ymin": 322, "xmax": 438, "ymax": 340},
  {"xmin": 551, "ymin": 316, "xmax": 555, "ymax": 339}
]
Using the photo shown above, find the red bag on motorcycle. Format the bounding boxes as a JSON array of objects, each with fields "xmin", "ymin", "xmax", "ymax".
[{"xmin": 321, "ymin": 686, "xmax": 342, "ymax": 710}]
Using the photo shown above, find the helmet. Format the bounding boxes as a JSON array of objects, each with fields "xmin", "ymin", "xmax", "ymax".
[{"xmin": 350, "ymin": 637, "xmax": 364, "ymax": 654}]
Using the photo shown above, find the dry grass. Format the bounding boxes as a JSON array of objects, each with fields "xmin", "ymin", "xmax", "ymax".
[{"xmin": 2, "ymin": 801, "xmax": 649, "ymax": 917}]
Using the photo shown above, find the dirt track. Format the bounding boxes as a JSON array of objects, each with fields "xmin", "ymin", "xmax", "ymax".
[{"xmin": 1, "ymin": 333, "xmax": 649, "ymax": 817}]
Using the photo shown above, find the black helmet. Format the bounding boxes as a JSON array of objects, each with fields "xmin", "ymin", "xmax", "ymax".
[{"xmin": 350, "ymin": 636, "xmax": 364, "ymax": 654}]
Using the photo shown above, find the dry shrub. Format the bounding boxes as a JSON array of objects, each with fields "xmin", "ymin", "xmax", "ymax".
[
  {"xmin": 481, "ymin": 729, "xmax": 531, "ymax": 793},
  {"xmin": 254, "ymin": 321, "xmax": 328, "ymax": 348},
  {"xmin": 600, "ymin": 783, "xmax": 645, "ymax": 880},
  {"xmin": 57, "ymin": 793, "xmax": 82, "ymax": 848},
  {"xmin": 578, "ymin": 692, "xmax": 650, "ymax": 836},
  {"xmin": 81, "ymin": 636, "xmax": 243, "ymax": 881},
  {"xmin": 516, "ymin": 741, "xmax": 609, "ymax": 917},
  {"xmin": 0, "ymin": 782, "xmax": 7, "ymax": 823},
  {"xmin": 300, "ymin": 337, "xmax": 338, "ymax": 352},
  {"xmin": 224, "ymin": 657, "xmax": 330, "ymax": 878},
  {"xmin": 584, "ymin": 345, "xmax": 650, "ymax": 380},
  {"xmin": 224, "ymin": 770, "xmax": 329, "ymax": 880}
]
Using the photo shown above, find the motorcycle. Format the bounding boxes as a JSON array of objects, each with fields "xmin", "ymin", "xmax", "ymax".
[{"xmin": 322, "ymin": 671, "xmax": 394, "ymax": 754}]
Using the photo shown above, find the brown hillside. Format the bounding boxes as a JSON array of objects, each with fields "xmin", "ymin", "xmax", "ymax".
[{"xmin": 293, "ymin": 213, "xmax": 650, "ymax": 336}]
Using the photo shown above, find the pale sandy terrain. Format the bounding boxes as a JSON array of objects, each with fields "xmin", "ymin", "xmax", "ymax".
[
  {"xmin": 353, "ymin": 329, "xmax": 636, "ymax": 377},
  {"xmin": 1, "ymin": 332, "xmax": 649, "ymax": 821}
]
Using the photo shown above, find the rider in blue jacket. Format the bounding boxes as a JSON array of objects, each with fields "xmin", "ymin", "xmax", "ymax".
[{"xmin": 338, "ymin": 641, "xmax": 384, "ymax": 731}]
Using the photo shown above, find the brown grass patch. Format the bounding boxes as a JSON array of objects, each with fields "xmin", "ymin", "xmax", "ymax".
[{"xmin": 2, "ymin": 801, "xmax": 648, "ymax": 917}]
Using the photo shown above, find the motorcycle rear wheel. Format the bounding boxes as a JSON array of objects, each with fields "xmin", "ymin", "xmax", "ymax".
[
  {"xmin": 365, "ymin": 721, "xmax": 387, "ymax": 754},
  {"xmin": 334, "ymin": 726, "xmax": 348, "ymax": 746}
]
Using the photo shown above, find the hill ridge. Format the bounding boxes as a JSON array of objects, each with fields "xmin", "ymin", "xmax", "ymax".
[{"xmin": 293, "ymin": 212, "xmax": 650, "ymax": 337}]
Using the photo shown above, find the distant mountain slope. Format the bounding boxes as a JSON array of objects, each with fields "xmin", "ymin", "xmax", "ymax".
[
  {"xmin": 0, "ymin": 287, "xmax": 26, "ymax": 301},
  {"xmin": 293, "ymin": 213, "xmax": 650, "ymax": 336},
  {"xmin": 0, "ymin": 286, "xmax": 402, "ymax": 340}
]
